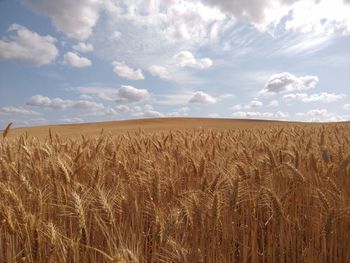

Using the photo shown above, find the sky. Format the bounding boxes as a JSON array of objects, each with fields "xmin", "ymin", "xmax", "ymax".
[{"xmin": 0, "ymin": 0, "xmax": 349, "ymax": 127}]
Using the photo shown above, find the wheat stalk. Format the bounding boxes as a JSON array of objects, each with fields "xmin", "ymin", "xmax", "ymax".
[{"xmin": 2, "ymin": 122, "xmax": 13, "ymax": 139}]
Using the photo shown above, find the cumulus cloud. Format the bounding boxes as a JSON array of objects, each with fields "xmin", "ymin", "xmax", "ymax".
[
  {"xmin": 92, "ymin": 104, "xmax": 164, "ymax": 118},
  {"xmin": 259, "ymin": 72, "xmax": 319, "ymax": 96},
  {"xmin": 79, "ymin": 94, "xmax": 93, "ymax": 100},
  {"xmin": 202, "ymin": 0, "xmax": 350, "ymax": 35},
  {"xmin": 201, "ymin": 0, "xmax": 293, "ymax": 30},
  {"xmin": 64, "ymin": 52, "xmax": 92, "ymax": 67},
  {"xmin": 189, "ymin": 91, "xmax": 217, "ymax": 104},
  {"xmin": 162, "ymin": 1, "xmax": 225, "ymax": 42},
  {"xmin": 131, "ymin": 105, "xmax": 163, "ymax": 118},
  {"xmin": 72, "ymin": 86, "xmax": 119, "ymax": 101},
  {"xmin": 1, "ymin": 106, "xmax": 40, "ymax": 115},
  {"xmin": 231, "ymin": 104, "xmax": 243, "ymax": 110},
  {"xmin": 153, "ymin": 93, "xmax": 194, "ymax": 106},
  {"xmin": 60, "ymin": 117, "xmax": 84, "ymax": 123},
  {"xmin": 110, "ymin": 31, "xmax": 122, "ymax": 41},
  {"xmin": 172, "ymin": 51, "xmax": 213, "ymax": 69},
  {"xmin": 232, "ymin": 111, "xmax": 274, "ymax": 118},
  {"xmin": 24, "ymin": 0, "xmax": 101, "ymax": 40},
  {"xmin": 344, "ymin": 104, "xmax": 350, "ymax": 110},
  {"xmin": 231, "ymin": 100, "xmax": 263, "ymax": 110},
  {"xmin": 232, "ymin": 110, "xmax": 290, "ymax": 119},
  {"xmin": 178, "ymin": 107, "xmax": 191, "ymax": 114},
  {"xmin": 133, "ymin": 110, "xmax": 163, "ymax": 118},
  {"xmin": 72, "ymin": 42, "xmax": 94, "ymax": 53},
  {"xmin": 115, "ymin": 85, "xmax": 150, "ymax": 103},
  {"xmin": 268, "ymin": 100, "xmax": 279, "ymax": 107},
  {"xmin": 295, "ymin": 109, "xmax": 349, "ymax": 122},
  {"xmin": 70, "ymin": 85, "xmax": 150, "ymax": 103},
  {"xmin": 166, "ymin": 106, "xmax": 191, "ymax": 117},
  {"xmin": 27, "ymin": 95, "xmax": 104, "ymax": 111},
  {"xmin": 148, "ymin": 65, "xmax": 170, "ymax": 79},
  {"xmin": 0, "ymin": 24, "xmax": 58, "ymax": 66},
  {"xmin": 275, "ymin": 111, "xmax": 289, "ymax": 118},
  {"xmin": 283, "ymin": 92, "xmax": 346, "ymax": 103},
  {"xmin": 247, "ymin": 99, "xmax": 263, "ymax": 108},
  {"xmin": 296, "ymin": 109, "xmax": 329, "ymax": 118},
  {"xmin": 285, "ymin": 0, "xmax": 350, "ymax": 36},
  {"xmin": 102, "ymin": 105, "xmax": 131, "ymax": 116},
  {"xmin": 112, "ymin": 61, "xmax": 144, "ymax": 80},
  {"xmin": 91, "ymin": 0, "xmax": 226, "ymax": 71}
]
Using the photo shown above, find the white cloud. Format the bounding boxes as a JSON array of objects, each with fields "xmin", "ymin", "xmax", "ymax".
[
  {"xmin": 1, "ymin": 106, "xmax": 40, "ymax": 115},
  {"xmin": 115, "ymin": 85, "xmax": 150, "ymax": 103},
  {"xmin": 110, "ymin": 31, "xmax": 122, "ymax": 41},
  {"xmin": 79, "ymin": 94, "xmax": 93, "ymax": 100},
  {"xmin": 232, "ymin": 110, "xmax": 290, "ymax": 119},
  {"xmin": 275, "ymin": 111, "xmax": 289, "ymax": 118},
  {"xmin": 94, "ymin": 104, "xmax": 166, "ymax": 118},
  {"xmin": 197, "ymin": 58, "xmax": 214, "ymax": 68},
  {"xmin": 296, "ymin": 109, "xmax": 329, "ymax": 118},
  {"xmin": 208, "ymin": 113, "xmax": 220, "ymax": 118},
  {"xmin": 148, "ymin": 65, "xmax": 170, "ymax": 79},
  {"xmin": 64, "ymin": 52, "xmax": 92, "ymax": 67},
  {"xmin": 27, "ymin": 95, "xmax": 104, "ymax": 111},
  {"xmin": 172, "ymin": 51, "xmax": 213, "ymax": 69},
  {"xmin": 60, "ymin": 117, "xmax": 84, "ymax": 123},
  {"xmin": 70, "ymin": 85, "xmax": 150, "ymax": 103},
  {"xmin": 131, "ymin": 104, "xmax": 163, "ymax": 118},
  {"xmin": 90, "ymin": 0, "xmax": 227, "ymax": 74},
  {"xmin": 133, "ymin": 110, "xmax": 163, "ymax": 118},
  {"xmin": 0, "ymin": 24, "xmax": 58, "ymax": 66},
  {"xmin": 163, "ymin": 1, "xmax": 225, "ymax": 42},
  {"xmin": 24, "ymin": 0, "xmax": 102, "ymax": 40},
  {"xmin": 231, "ymin": 100, "xmax": 263, "ymax": 110},
  {"xmin": 189, "ymin": 91, "xmax": 217, "ymax": 104},
  {"xmin": 285, "ymin": 0, "xmax": 350, "ymax": 36},
  {"xmin": 283, "ymin": 92, "xmax": 346, "ymax": 103},
  {"xmin": 268, "ymin": 100, "xmax": 279, "ymax": 107},
  {"xmin": 166, "ymin": 106, "xmax": 191, "ymax": 117},
  {"xmin": 232, "ymin": 111, "xmax": 274, "ymax": 119},
  {"xmin": 154, "ymin": 93, "xmax": 194, "ymax": 106},
  {"xmin": 73, "ymin": 42, "xmax": 94, "ymax": 53},
  {"xmin": 202, "ymin": 0, "xmax": 350, "ymax": 35},
  {"xmin": 201, "ymin": 0, "xmax": 292, "ymax": 31},
  {"xmin": 246, "ymin": 99, "xmax": 263, "ymax": 108},
  {"xmin": 231, "ymin": 104, "xmax": 243, "ymax": 110},
  {"xmin": 178, "ymin": 107, "xmax": 191, "ymax": 114},
  {"xmin": 219, "ymin": 94, "xmax": 234, "ymax": 99},
  {"xmin": 259, "ymin": 72, "xmax": 319, "ymax": 96},
  {"xmin": 112, "ymin": 61, "xmax": 144, "ymax": 80},
  {"xmin": 295, "ymin": 109, "xmax": 349, "ymax": 122},
  {"xmin": 103, "ymin": 105, "xmax": 131, "ymax": 116},
  {"xmin": 71, "ymin": 86, "xmax": 119, "ymax": 101},
  {"xmin": 344, "ymin": 104, "xmax": 350, "ymax": 110},
  {"xmin": 278, "ymin": 34, "xmax": 334, "ymax": 56}
]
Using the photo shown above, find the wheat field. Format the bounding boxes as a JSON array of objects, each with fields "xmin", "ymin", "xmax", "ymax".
[{"xmin": 0, "ymin": 121, "xmax": 350, "ymax": 262}]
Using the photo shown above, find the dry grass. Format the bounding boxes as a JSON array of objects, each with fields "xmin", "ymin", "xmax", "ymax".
[{"xmin": 0, "ymin": 121, "xmax": 350, "ymax": 262}]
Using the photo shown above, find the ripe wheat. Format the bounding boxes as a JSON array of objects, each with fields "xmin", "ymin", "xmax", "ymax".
[{"xmin": 0, "ymin": 123, "xmax": 349, "ymax": 262}]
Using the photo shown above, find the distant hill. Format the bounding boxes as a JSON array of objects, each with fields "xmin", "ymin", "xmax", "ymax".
[{"xmin": 1, "ymin": 117, "xmax": 347, "ymax": 139}]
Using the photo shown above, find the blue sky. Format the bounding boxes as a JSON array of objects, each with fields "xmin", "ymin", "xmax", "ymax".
[{"xmin": 0, "ymin": 0, "xmax": 349, "ymax": 127}]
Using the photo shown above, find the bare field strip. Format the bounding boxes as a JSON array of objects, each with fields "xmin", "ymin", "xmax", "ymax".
[{"xmin": 0, "ymin": 119, "xmax": 350, "ymax": 262}]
